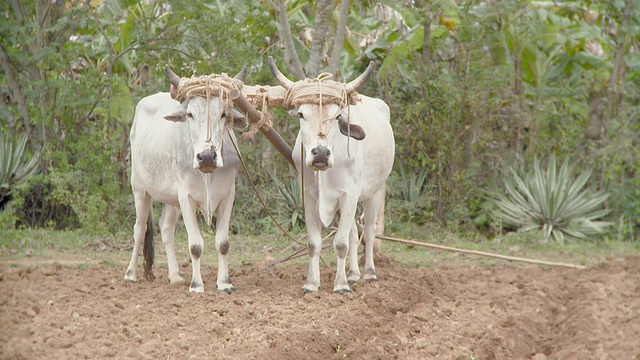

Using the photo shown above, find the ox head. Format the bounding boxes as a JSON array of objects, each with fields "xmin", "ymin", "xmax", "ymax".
[
  {"xmin": 268, "ymin": 57, "xmax": 373, "ymax": 171},
  {"xmin": 164, "ymin": 66, "xmax": 247, "ymax": 173}
]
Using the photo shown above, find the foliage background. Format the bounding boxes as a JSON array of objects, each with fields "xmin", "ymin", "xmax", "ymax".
[{"xmin": 1, "ymin": 0, "xmax": 638, "ymax": 242}]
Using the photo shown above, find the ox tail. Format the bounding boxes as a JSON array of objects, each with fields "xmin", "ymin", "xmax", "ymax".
[{"xmin": 143, "ymin": 212, "xmax": 156, "ymax": 282}]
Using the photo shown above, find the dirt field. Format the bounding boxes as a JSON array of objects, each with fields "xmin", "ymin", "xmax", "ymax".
[{"xmin": 1, "ymin": 252, "xmax": 639, "ymax": 359}]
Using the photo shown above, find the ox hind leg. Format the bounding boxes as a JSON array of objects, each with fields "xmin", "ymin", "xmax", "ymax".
[
  {"xmin": 124, "ymin": 190, "xmax": 152, "ymax": 282},
  {"xmin": 159, "ymin": 205, "xmax": 185, "ymax": 284},
  {"xmin": 362, "ymin": 190, "xmax": 384, "ymax": 282},
  {"xmin": 213, "ymin": 187, "xmax": 236, "ymax": 293}
]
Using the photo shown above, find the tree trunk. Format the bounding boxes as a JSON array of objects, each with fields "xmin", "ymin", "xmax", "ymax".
[
  {"xmin": 327, "ymin": 0, "xmax": 350, "ymax": 77},
  {"xmin": 0, "ymin": 45, "xmax": 33, "ymax": 137},
  {"xmin": 304, "ymin": 0, "xmax": 332, "ymax": 77},
  {"xmin": 271, "ymin": 0, "xmax": 306, "ymax": 79}
]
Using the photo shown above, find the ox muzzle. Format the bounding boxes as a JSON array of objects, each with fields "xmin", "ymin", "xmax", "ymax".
[
  {"xmin": 310, "ymin": 145, "xmax": 331, "ymax": 170},
  {"xmin": 196, "ymin": 148, "xmax": 218, "ymax": 173}
]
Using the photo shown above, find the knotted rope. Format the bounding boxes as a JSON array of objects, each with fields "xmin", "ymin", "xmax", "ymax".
[
  {"xmin": 242, "ymin": 89, "xmax": 273, "ymax": 140},
  {"xmin": 170, "ymin": 73, "xmax": 244, "ymax": 145},
  {"xmin": 282, "ymin": 73, "xmax": 360, "ymax": 154}
]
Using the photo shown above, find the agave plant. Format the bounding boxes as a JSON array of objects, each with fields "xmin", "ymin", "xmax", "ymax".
[
  {"xmin": 270, "ymin": 172, "xmax": 304, "ymax": 228},
  {"xmin": 1, "ymin": 132, "xmax": 40, "ymax": 209},
  {"xmin": 493, "ymin": 155, "xmax": 612, "ymax": 244}
]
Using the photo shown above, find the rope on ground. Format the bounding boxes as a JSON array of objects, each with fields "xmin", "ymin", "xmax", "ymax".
[{"xmin": 376, "ymin": 235, "xmax": 586, "ymax": 269}]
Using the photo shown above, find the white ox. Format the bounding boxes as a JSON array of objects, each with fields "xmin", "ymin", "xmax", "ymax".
[
  {"xmin": 124, "ymin": 66, "xmax": 246, "ymax": 293},
  {"xmin": 269, "ymin": 57, "xmax": 395, "ymax": 293}
]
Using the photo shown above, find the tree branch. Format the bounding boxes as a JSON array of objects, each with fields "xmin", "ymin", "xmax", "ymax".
[
  {"xmin": 327, "ymin": 0, "xmax": 350, "ymax": 77},
  {"xmin": 269, "ymin": 0, "xmax": 305, "ymax": 79},
  {"xmin": 0, "ymin": 44, "xmax": 32, "ymax": 136},
  {"xmin": 305, "ymin": 0, "xmax": 332, "ymax": 77}
]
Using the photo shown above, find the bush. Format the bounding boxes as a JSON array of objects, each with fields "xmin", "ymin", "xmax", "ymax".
[{"xmin": 493, "ymin": 155, "xmax": 613, "ymax": 244}]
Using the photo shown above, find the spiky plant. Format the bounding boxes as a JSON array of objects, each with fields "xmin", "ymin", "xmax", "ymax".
[
  {"xmin": 270, "ymin": 173, "xmax": 304, "ymax": 228},
  {"xmin": 1, "ymin": 133, "xmax": 40, "ymax": 209},
  {"xmin": 493, "ymin": 155, "xmax": 612, "ymax": 244}
]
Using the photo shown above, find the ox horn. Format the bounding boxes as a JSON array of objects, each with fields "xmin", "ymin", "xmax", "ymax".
[
  {"xmin": 344, "ymin": 61, "xmax": 375, "ymax": 94},
  {"xmin": 165, "ymin": 65, "xmax": 181, "ymax": 88},
  {"xmin": 234, "ymin": 66, "xmax": 247, "ymax": 82},
  {"xmin": 268, "ymin": 56, "xmax": 294, "ymax": 90}
]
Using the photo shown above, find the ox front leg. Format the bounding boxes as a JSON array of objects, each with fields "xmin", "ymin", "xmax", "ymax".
[
  {"xmin": 332, "ymin": 203, "xmax": 357, "ymax": 294},
  {"xmin": 160, "ymin": 205, "xmax": 185, "ymax": 284},
  {"xmin": 214, "ymin": 190, "xmax": 236, "ymax": 293},
  {"xmin": 180, "ymin": 196, "xmax": 205, "ymax": 293},
  {"xmin": 302, "ymin": 200, "xmax": 323, "ymax": 293},
  {"xmin": 124, "ymin": 191, "xmax": 152, "ymax": 282},
  {"xmin": 347, "ymin": 221, "xmax": 361, "ymax": 284}
]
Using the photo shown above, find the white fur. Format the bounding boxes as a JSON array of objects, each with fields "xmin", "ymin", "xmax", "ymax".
[
  {"xmin": 293, "ymin": 95, "xmax": 395, "ymax": 293},
  {"xmin": 124, "ymin": 92, "xmax": 239, "ymax": 293}
]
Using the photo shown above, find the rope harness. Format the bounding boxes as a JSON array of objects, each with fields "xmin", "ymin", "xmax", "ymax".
[
  {"xmin": 171, "ymin": 73, "xmax": 244, "ymax": 150},
  {"xmin": 282, "ymin": 73, "xmax": 360, "ymax": 145}
]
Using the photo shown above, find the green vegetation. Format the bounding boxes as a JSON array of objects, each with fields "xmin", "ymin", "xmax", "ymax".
[
  {"xmin": 494, "ymin": 156, "xmax": 613, "ymax": 244},
  {"xmin": 0, "ymin": 0, "xmax": 638, "ymax": 251}
]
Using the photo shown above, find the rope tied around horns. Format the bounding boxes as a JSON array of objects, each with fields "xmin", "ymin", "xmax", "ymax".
[
  {"xmin": 283, "ymin": 73, "xmax": 361, "ymax": 111},
  {"xmin": 170, "ymin": 73, "xmax": 246, "ymax": 135}
]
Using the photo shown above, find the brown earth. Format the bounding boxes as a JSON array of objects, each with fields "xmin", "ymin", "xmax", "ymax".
[{"xmin": 1, "ymin": 254, "xmax": 639, "ymax": 360}]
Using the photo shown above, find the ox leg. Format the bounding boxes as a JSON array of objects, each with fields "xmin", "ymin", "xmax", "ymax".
[
  {"xmin": 347, "ymin": 221, "xmax": 361, "ymax": 284},
  {"xmin": 302, "ymin": 198, "xmax": 323, "ymax": 293},
  {"xmin": 362, "ymin": 193, "xmax": 382, "ymax": 282},
  {"xmin": 160, "ymin": 205, "xmax": 185, "ymax": 284},
  {"xmin": 214, "ymin": 188, "xmax": 236, "ymax": 293},
  {"xmin": 124, "ymin": 190, "xmax": 152, "ymax": 282},
  {"xmin": 179, "ymin": 195, "xmax": 205, "ymax": 293},
  {"xmin": 332, "ymin": 200, "xmax": 357, "ymax": 294}
]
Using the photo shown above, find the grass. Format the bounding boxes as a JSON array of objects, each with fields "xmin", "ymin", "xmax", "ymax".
[{"xmin": 1, "ymin": 223, "xmax": 639, "ymax": 272}]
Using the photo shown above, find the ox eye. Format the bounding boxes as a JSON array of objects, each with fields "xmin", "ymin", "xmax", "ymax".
[
  {"xmin": 186, "ymin": 112, "xmax": 194, "ymax": 118},
  {"xmin": 221, "ymin": 113, "xmax": 227, "ymax": 120},
  {"xmin": 297, "ymin": 112, "xmax": 304, "ymax": 119}
]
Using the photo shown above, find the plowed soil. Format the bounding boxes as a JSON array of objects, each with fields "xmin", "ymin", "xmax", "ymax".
[{"xmin": 1, "ymin": 254, "xmax": 639, "ymax": 359}]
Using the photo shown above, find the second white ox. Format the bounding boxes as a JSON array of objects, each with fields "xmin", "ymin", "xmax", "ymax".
[
  {"xmin": 124, "ymin": 66, "xmax": 246, "ymax": 293},
  {"xmin": 269, "ymin": 57, "xmax": 395, "ymax": 293}
]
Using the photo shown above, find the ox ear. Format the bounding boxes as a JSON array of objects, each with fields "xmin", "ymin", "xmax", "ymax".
[
  {"xmin": 338, "ymin": 117, "xmax": 366, "ymax": 140},
  {"xmin": 230, "ymin": 109, "xmax": 247, "ymax": 129},
  {"xmin": 164, "ymin": 105, "xmax": 187, "ymax": 122}
]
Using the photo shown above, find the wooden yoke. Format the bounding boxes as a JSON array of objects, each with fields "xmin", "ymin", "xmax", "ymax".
[{"xmin": 230, "ymin": 87, "xmax": 294, "ymax": 167}]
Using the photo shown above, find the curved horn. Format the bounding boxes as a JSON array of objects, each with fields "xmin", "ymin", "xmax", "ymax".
[
  {"xmin": 234, "ymin": 66, "xmax": 247, "ymax": 82},
  {"xmin": 268, "ymin": 56, "xmax": 294, "ymax": 89},
  {"xmin": 344, "ymin": 61, "xmax": 375, "ymax": 94},
  {"xmin": 165, "ymin": 65, "xmax": 181, "ymax": 88}
]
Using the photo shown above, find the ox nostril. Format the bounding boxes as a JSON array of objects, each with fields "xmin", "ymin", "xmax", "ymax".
[
  {"xmin": 196, "ymin": 153, "xmax": 203, "ymax": 162},
  {"xmin": 326, "ymin": 150, "xmax": 331, "ymax": 156},
  {"xmin": 311, "ymin": 148, "xmax": 319, "ymax": 155}
]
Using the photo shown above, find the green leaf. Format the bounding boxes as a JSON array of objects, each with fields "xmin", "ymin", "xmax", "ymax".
[{"xmin": 109, "ymin": 77, "xmax": 134, "ymax": 124}]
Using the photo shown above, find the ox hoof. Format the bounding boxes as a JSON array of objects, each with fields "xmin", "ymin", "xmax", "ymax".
[
  {"xmin": 347, "ymin": 271, "xmax": 361, "ymax": 285},
  {"xmin": 364, "ymin": 276, "xmax": 378, "ymax": 283},
  {"xmin": 332, "ymin": 288, "xmax": 352, "ymax": 295},
  {"xmin": 217, "ymin": 286, "xmax": 236, "ymax": 294},
  {"xmin": 124, "ymin": 269, "xmax": 136, "ymax": 283},
  {"xmin": 301, "ymin": 285, "xmax": 319, "ymax": 294},
  {"xmin": 189, "ymin": 280, "xmax": 204, "ymax": 293}
]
